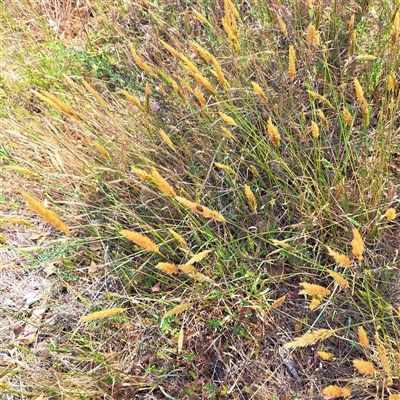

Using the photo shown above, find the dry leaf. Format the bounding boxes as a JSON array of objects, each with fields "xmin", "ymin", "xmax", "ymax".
[{"xmin": 80, "ymin": 308, "xmax": 126, "ymax": 323}]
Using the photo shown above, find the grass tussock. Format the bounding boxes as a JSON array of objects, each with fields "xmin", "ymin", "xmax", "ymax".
[{"xmin": 1, "ymin": 0, "xmax": 400, "ymax": 398}]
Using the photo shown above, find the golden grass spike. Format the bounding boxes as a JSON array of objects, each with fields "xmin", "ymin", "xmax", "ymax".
[
  {"xmin": 21, "ymin": 192, "xmax": 71, "ymax": 235},
  {"xmin": 388, "ymin": 73, "xmax": 398, "ymax": 91},
  {"xmin": 326, "ymin": 246, "xmax": 351, "ymax": 268},
  {"xmin": 385, "ymin": 208, "xmax": 396, "ymax": 220},
  {"xmin": 270, "ymin": 295, "xmax": 286, "ymax": 310},
  {"xmin": 118, "ymin": 89, "xmax": 144, "ymax": 110},
  {"xmin": 212, "ymin": 59, "xmax": 227, "ymax": 87},
  {"xmin": 251, "ymin": 81, "xmax": 268, "ymax": 103},
  {"xmin": 158, "ymin": 129, "xmax": 176, "ymax": 151},
  {"xmin": 2, "ymin": 217, "xmax": 34, "ymax": 227},
  {"xmin": 175, "ymin": 196, "xmax": 226, "ymax": 222},
  {"xmin": 214, "ymin": 162, "xmax": 236, "ymax": 175},
  {"xmin": 93, "ymin": 141, "xmax": 111, "ymax": 159},
  {"xmin": 82, "ymin": 79, "xmax": 108, "ymax": 108},
  {"xmin": 358, "ymin": 326, "xmax": 370, "ymax": 348},
  {"xmin": 317, "ymin": 351, "xmax": 336, "ymax": 361},
  {"xmin": 322, "ymin": 386, "xmax": 351, "ymax": 399},
  {"xmin": 186, "ymin": 249, "xmax": 213, "ymax": 265},
  {"xmin": 307, "ymin": 90, "xmax": 334, "ymax": 108},
  {"xmin": 155, "ymin": 262, "xmax": 179, "ymax": 275},
  {"xmin": 306, "ymin": 23, "xmax": 319, "ymax": 47},
  {"xmin": 187, "ymin": 272, "xmax": 211, "ymax": 282},
  {"xmin": 33, "ymin": 90, "xmax": 77, "ymax": 118},
  {"xmin": 129, "ymin": 43, "xmax": 155, "ymax": 76},
  {"xmin": 342, "ymin": 107, "xmax": 353, "ymax": 126},
  {"xmin": 276, "ymin": 15, "xmax": 287, "ymax": 37},
  {"xmin": 80, "ymin": 308, "xmax": 126, "ymax": 323},
  {"xmin": 353, "ymin": 77, "xmax": 366, "ymax": 103},
  {"xmin": 131, "ymin": 166, "xmax": 151, "ymax": 181},
  {"xmin": 178, "ymin": 264, "xmax": 198, "ymax": 274},
  {"xmin": 244, "ymin": 184, "xmax": 257, "ymax": 213},
  {"xmin": 311, "ymin": 121, "xmax": 319, "ymax": 138},
  {"xmin": 351, "ymin": 228, "xmax": 364, "ymax": 261},
  {"xmin": 163, "ymin": 303, "xmax": 191, "ymax": 319},
  {"xmin": 220, "ymin": 126, "xmax": 234, "ymax": 139},
  {"xmin": 375, "ymin": 333, "xmax": 392, "ymax": 385},
  {"xmin": 177, "ymin": 77, "xmax": 194, "ymax": 94},
  {"xmin": 192, "ymin": 71, "xmax": 216, "ymax": 94},
  {"xmin": 225, "ymin": 0, "xmax": 240, "ymax": 21},
  {"xmin": 309, "ymin": 296, "xmax": 322, "ymax": 310},
  {"xmin": 352, "ymin": 359, "xmax": 375, "ymax": 375},
  {"xmin": 299, "ymin": 282, "xmax": 330, "ymax": 297},
  {"xmin": 193, "ymin": 10, "xmax": 211, "ymax": 27},
  {"xmin": 288, "ymin": 45, "xmax": 296, "ymax": 80},
  {"xmin": 120, "ymin": 229, "xmax": 160, "ymax": 254},
  {"xmin": 219, "ymin": 112, "xmax": 237, "ymax": 126},
  {"xmin": 348, "ymin": 14, "xmax": 355, "ymax": 43},
  {"xmin": 190, "ymin": 41, "xmax": 215, "ymax": 64},
  {"xmin": 4, "ymin": 166, "xmax": 40, "ymax": 178},
  {"xmin": 356, "ymin": 55, "xmax": 377, "ymax": 61},
  {"xmin": 326, "ymin": 269, "xmax": 349, "ymax": 289},
  {"xmin": 317, "ymin": 109, "xmax": 329, "ymax": 128},
  {"xmin": 391, "ymin": 10, "xmax": 399, "ymax": 46},
  {"xmin": 267, "ymin": 117, "xmax": 281, "ymax": 147},
  {"xmin": 283, "ymin": 329, "xmax": 336, "ymax": 349},
  {"xmin": 151, "ymin": 167, "xmax": 176, "ymax": 197},
  {"xmin": 169, "ymin": 230, "xmax": 188, "ymax": 249},
  {"xmin": 194, "ymin": 86, "xmax": 206, "ymax": 108}
]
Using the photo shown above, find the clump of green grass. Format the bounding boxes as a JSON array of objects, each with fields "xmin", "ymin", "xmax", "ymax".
[{"xmin": 1, "ymin": 0, "xmax": 399, "ymax": 398}]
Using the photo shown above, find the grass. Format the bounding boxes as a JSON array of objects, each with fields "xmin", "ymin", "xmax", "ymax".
[{"xmin": 0, "ymin": 0, "xmax": 399, "ymax": 399}]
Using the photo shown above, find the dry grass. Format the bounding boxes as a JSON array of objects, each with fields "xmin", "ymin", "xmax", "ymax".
[{"xmin": 1, "ymin": 0, "xmax": 400, "ymax": 399}]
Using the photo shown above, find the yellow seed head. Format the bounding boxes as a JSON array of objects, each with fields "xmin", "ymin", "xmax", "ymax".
[
  {"xmin": 354, "ymin": 78, "xmax": 365, "ymax": 103},
  {"xmin": 317, "ymin": 109, "xmax": 329, "ymax": 128},
  {"xmin": 385, "ymin": 208, "xmax": 396, "ymax": 220},
  {"xmin": 307, "ymin": 91, "xmax": 334, "ymax": 108},
  {"xmin": 93, "ymin": 141, "xmax": 111, "ymax": 159},
  {"xmin": 131, "ymin": 166, "xmax": 151, "ymax": 181},
  {"xmin": 326, "ymin": 269, "xmax": 349, "ymax": 289},
  {"xmin": 326, "ymin": 246, "xmax": 352, "ymax": 267},
  {"xmin": 21, "ymin": 192, "xmax": 71, "ymax": 235},
  {"xmin": 129, "ymin": 43, "xmax": 154, "ymax": 76},
  {"xmin": 306, "ymin": 23, "xmax": 319, "ymax": 47},
  {"xmin": 119, "ymin": 89, "xmax": 144, "ymax": 110},
  {"xmin": 375, "ymin": 333, "xmax": 391, "ymax": 384},
  {"xmin": 120, "ymin": 229, "xmax": 160, "ymax": 253},
  {"xmin": 251, "ymin": 81, "xmax": 268, "ymax": 103},
  {"xmin": 219, "ymin": 111, "xmax": 237, "ymax": 126},
  {"xmin": 358, "ymin": 326, "xmax": 370, "ymax": 348},
  {"xmin": 169, "ymin": 230, "xmax": 189, "ymax": 249},
  {"xmin": 352, "ymin": 359, "xmax": 375, "ymax": 375},
  {"xmin": 155, "ymin": 262, "xmax": 179, "ymax": 275},
  {"xmin": 193, "ymin": 72, "xmax": 216, "ymax": 94},
  {"xmin": 391, "ymin": 10, "xmax": 399, "ymax": 46},
  {"xmin": 270, "ymin": 295, "xmax": 286, "ymax": 309},
  {"xmin": 351, "ymin": 228, "xmax": 364, "ymax": 261},
  {"xmin": 163, "ymin": 303, "xmax": 191, "ymax": 319},
  {"xmin": 388, "ymin": 73, "xmax": 398, "ymax": 91},
  {"xmin": 299, "ymin": 282, "xmax": 330, "ymax": 297},
  {"xmin": 80, "ymin": 308, "xmax": 126, "ymax": 323},
  {"xmin": 214, "ymin": 162, "xmax": 236, "ymax": 175},
  {"xmin": 323, "ymin": 385, "xmax": 351, "ymax": 399},
  {"xmin": 283, "ymin": 329, "xmax": 336, "ymax": 349},
  {"xmin": 288, "ymin": 45, "xmax": 296, "ymax": 80},
  {"xmin": 220, "ymin": 126, "xmax": 234, "ymax": 139},
  {"xmin": 343, "ymin": 107, "xmax": 353, "ymax": 126},
  {"xmin": 158, "ymin": 129, "xmax": 175, "ymax": 151},
  {"xmin": 151, "ymin": 167, "xmax": 176, "ymax": 197},
  {"xmin": 194, "ymin": 86, "xmax": 206, "ymax": 108},
  {"xmin": 82, "ymin": 79, "xmax": 108, "ymax": 108},
  {"xmin": 267, "ymin": 117, "xmax": 281, "ymax": 147},
  {"xmin": 276, "ymin": 15, "xmax": 287, "ymax": 37},
  {"xmin": 311, "ymin": 121, "xmax": 319, "ymax": 138},
  {"xmin": 193, "ymin": 10, "xmax": 211, "ymax": 27},
  {"xmin": 317, "ymin": 351, "xmax": 336, "ymax": 361},
  {"xmin": 244, "ymin": 184, "xmax": 257, "ymax": 213}
]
